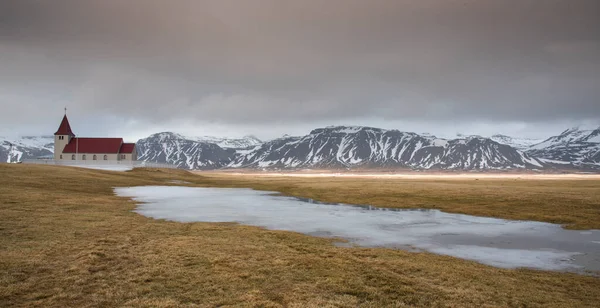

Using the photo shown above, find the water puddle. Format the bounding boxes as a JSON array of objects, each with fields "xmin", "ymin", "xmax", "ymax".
[{"xmin": 114, "ymin": 186, "xmax": 600, "ymax": 273}]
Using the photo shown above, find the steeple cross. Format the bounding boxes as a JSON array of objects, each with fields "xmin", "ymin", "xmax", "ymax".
[{"xmin": 64, "ymin": 107, "xmax": 67, "ymax": 115}]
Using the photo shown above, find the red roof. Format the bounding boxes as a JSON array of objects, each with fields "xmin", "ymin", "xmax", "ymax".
[
  {"xmin": 54, "ymin": 115, "xmax": 75, "ymax": 136},
  {"xmin": 119, "ymin": 143, "xmax": 136, "ymax": 154},
  {"xmin": 62, "ymin": 138, "xmax": 124, "ymax": 154}
]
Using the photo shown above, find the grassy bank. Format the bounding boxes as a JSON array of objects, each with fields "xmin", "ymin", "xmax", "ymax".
[{"xmin": 1, "ymin": 164, "xmax": 599, "ymax": 307}]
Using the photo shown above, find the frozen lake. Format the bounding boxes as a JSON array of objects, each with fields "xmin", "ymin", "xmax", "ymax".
[{"xmin": 114, "ymin": 186, "xmax": 600, "ymax": 273}]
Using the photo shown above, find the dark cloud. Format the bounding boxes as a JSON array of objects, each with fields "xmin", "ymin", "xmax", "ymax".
[{"xmin": 0, "ymin": 0, "xmax": 599, "ymax": 139}]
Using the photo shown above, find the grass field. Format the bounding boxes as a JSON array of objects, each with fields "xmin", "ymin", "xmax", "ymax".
[
  {"xmin": 201, "ymin": 171, "xmax": 600, "ymax": 230},
  {"xmin": 1, "ymin": 164, "xmax": 599, "ymax": 307}
]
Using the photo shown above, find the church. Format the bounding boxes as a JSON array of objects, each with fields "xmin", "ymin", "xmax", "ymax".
[{"xmin": 53, "ymin": 113, "xmax": 137, "ymax": 162}]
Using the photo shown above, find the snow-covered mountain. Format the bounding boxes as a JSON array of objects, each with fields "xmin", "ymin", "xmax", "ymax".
[
  {"xmin": 135, "ymin": 132, "xmax": 235, "ymax": 169},
  {"xmin": 526, "ymin": 126, "xmax": 600, "ymax": 166},
  {"xmin": 187, "ymin": 135, "xmax": 262, "ymax": 149},
  {"xmin": 0, "ymin": 136, "xmax": 54, "ymax": 163},
  {"xmin": 5, "ymin": 126, "xmax": 600, "ymax": 171},
  {"xmin": 490, "ymin": 134, "xmax": 544, "ymax": 150},
  {"xmin": 228, "ymin": 126, "xmax": 544, "ymax": 170}
]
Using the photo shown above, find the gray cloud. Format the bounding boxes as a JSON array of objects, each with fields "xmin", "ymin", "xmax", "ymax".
[{"xmin": 1, "ymin": 0, "xmax": 599, "ymax": 139}]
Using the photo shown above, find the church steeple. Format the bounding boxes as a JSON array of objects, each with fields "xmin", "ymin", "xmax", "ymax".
[
  {"xmin": 54, "ymin": 111, "xmax": 75, "ymax": 160},
  {"xmin": 54, "ymin": 114, "xmax": 75, "ymax": 136}
]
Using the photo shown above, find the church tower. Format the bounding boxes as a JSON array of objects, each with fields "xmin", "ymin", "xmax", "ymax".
[{"xmin": 54, "ymin": 112, "xmax": 75, "ymax": 160}]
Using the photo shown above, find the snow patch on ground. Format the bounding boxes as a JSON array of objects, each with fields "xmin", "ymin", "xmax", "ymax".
[
  {"xmin": 522, "ymin": 155, "xmax": 543, "ymax": 168},
  {"xmin": 539, "ymin": 159, "xmax": 572, "ymax": 165}
]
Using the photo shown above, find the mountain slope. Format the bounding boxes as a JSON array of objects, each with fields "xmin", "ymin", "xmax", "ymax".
[
  {"xmin": 136, "ymin": 132, "xmax": 235, "ymax": 169},
  {"xmin": 585, "ymin": 149, "xmax": 600, "ymax": 164},
  {"xmin": 490, "ymin": 134, "xmax": 544, "ymax": 150},
  {"xmin": 526, "ymin": 126, "xmax": 600, "ymax": 166},
  {"xmin": 229, "ymin": 126, "xmax": 544, "ymax": 170},
  {"xmin": 188, "ymin": 135, "xmax": 262, "ymax": 149},
  {"xmin": 0, "ymin": 136, "xmax": 54, "ymax": 163}
]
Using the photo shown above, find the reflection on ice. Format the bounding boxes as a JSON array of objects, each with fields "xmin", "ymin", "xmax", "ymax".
[{"xmin": 114, "ymin": 186, "xmax": 600, "ymax": 272}]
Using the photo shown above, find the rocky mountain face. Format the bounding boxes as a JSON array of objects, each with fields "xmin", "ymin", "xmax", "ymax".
[
  {"xmin": 228, "ymin": 126, "xmax": 544, "ymax": 170},
  {"xmin": 135, "ymin": 132, "xmax": 235, "ymax": 170},
  {"xmin": 0, "ymin": 136, "xmax": 54, "ymax": 163},
  {"xmin": 526, "ymin": 127, "xmax": 600, "ymax": 167},
  {"xmin": 586, "ymin": 150, "xmax": 600, "ymax": 165}
]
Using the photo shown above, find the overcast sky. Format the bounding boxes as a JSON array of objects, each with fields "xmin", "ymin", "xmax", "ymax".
[{"xmin": 1, "ymin": 0, "xmax": 599, "ymax": 142}]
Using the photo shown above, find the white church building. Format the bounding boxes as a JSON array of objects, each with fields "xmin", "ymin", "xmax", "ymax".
[{"xmin": 54, "ymin": 113, "xmax": 137, "ymax": 162}]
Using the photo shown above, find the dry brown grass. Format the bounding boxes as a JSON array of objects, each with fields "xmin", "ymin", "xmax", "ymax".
[
  {"xmin": 201, "ymin": 172, "xmax": 600, "ymax": 230},
  {"xmin": 0, "ymin": 164, "xmax": 599, "ymax": 307}
]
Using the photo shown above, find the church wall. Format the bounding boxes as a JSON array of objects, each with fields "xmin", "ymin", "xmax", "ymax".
[
  {"xmin": 57, "ymin": 151, "xmax": 137, "ymax": 161},
  {"xmin": 131, "ymin": 148, "xmax": 138, "ymax": 161},
  {"xmin": 118, "ymin": 152, "xmax": 137, "ymax": 161},
  {"xmin": 62, "ymin": 153, "xmax": 120, "ymax": 161},
  {"xmin": 53, "ymin": 135, "xmax": 72, "ymax": 160}
]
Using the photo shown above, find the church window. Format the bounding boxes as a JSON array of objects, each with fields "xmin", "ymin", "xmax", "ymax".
[
  {"xmin": 93, "ymin": 155, "xmax": 97, "ymax": 160},
  {"xmin": 82, "ymin": 155, "xmax": 86, "ymax": 160},
  {"xmin": 72, "ymin": 155, "xmax": 75, "ymax": 160},
  {"xmin": 104, "ymin": 155, "xmax": 108, "ymax": 160},
  {"xmin": 60, "ymin": 155, "xmax": 63, "ymax": 159}
]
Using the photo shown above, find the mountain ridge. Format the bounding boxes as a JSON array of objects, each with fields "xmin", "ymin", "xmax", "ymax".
[
  {"xmin": 227, "ymin": 126, "xmax": 545, "ymax": 170},
  {"xmin": 526, "ymin": 126, "xmax": 600, "ymax": 166},
  {"xmin": 3, "ymin": 125, "xmax": 600, "ymax": 171},
  {"xmin": 0, "ymin": 136, "xmax": 54, "ymax": 163}
]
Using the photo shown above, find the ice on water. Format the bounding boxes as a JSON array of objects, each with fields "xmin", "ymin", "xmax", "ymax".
[{"xmin": 114, "ymin": 186, "xmax": 600, "ymax": 272}]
